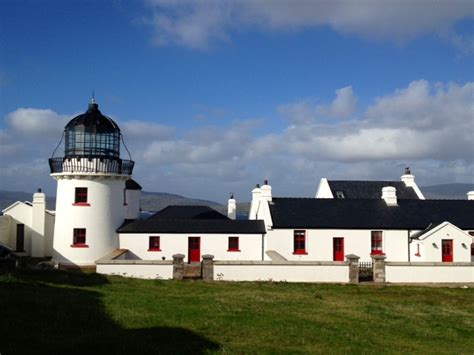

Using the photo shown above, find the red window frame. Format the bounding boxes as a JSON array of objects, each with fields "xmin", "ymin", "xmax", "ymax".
[
  {"xmin": 293, "ymin": 230, "xmax": 307, "ymax": 255},
  {"xmin": 228, "ymin": 236, "xmax": 240, "ymax": 252},
  {"xmin": 71, "ymin": 228, "xmax": 88, "ymax": 247},
  {"xmin": 73, "ymin": 187, "xmax": 90, "ymax": 206},
  {"xmin": 148, "ymin": 236, "xmax": 161, "ymax": 251},
  {"xmin": 371, "ymin": 231, "xmax": 384, "ymax": 255}
]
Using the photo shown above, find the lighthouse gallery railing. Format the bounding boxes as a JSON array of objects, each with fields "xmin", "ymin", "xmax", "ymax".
[{"xmin": 49, "ymin": 157, "xmax": 134, "ymax": 175}]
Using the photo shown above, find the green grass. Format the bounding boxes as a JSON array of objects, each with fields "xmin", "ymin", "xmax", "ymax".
[{"xmin": 1, "ymin": 269, "xmax": 473, "ymax": 354}]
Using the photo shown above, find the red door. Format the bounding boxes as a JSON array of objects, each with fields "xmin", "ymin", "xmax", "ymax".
[
  {"xmin": 188, "ymin": 237, "xmax": 201, "ymax": 263},
  {"xmin": 333, "ymin": 238, "xmax": 344, "ymax": 261},
  {"xmin": 441, "ymin": 239, "xmax": 453, "ymax": 262}
]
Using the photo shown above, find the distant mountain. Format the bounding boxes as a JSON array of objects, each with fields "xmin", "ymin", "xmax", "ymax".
[
  {"xmin": 0, "ymin": 189, "xmax": 223, "ymax": 214},
  {"xmin": 1, "ymin": 183, "xmax": 472, "ymax": 216},
  {"xmin": 0, "ymin": 190, "xmax": 56, "ymax": 211},
  {"xmin": 140, "ymin": 191, "xmax": 223, "ymax": 212},
  {"xmin": 420, "ymin": 183, "xmax": 474, "ymax": 200}
]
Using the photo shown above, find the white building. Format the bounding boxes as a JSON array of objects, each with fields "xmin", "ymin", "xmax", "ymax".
[
  {"xmin": 250, "ymin": 175, "xmax": 474, "ymax": 263},
  {"xmin": 0, "ymin": 100, "xmax": 472, "ymax": 282}
]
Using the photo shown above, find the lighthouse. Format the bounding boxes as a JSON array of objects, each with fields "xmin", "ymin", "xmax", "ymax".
[{"xmin": 49, "ymin": 98, "xmax": 135, "ymax": 266}]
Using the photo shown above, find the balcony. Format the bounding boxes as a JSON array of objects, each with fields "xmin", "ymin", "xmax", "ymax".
[{"xmin": 49, "ymin": 157, "xmax": 134, "ymax": 175}]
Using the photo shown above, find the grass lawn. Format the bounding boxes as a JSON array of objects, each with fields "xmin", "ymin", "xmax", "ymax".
[{"xmin": 0, "ymin": 269, "xmax": 473, "ymax": 354}]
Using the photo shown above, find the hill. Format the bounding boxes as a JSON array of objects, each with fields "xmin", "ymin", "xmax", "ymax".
[
  {"xmin": 1, "ymin": 183, "xmax": 472, "ymax": 215},
  {"xmin": 421, "ymin": 183, "xmax": 474, "ymax": 199}
]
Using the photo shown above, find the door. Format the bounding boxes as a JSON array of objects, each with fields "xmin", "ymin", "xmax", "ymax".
[
  {"xmin": 441, "ymin": 239, "xmax": 453, "ymax": 262},
  {"xmin": 333, "ymin": 237, "xmax": 344, "ymax": 261},
  {"xmin": 16, "ymin": 224, "xmax": 25, "ymax": 252},
  {"xmin": 188, "ymin": 237, "xmax": 201, "ymax": 263}
]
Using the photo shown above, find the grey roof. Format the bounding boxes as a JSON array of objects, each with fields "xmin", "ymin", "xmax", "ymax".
[
  {"xmin": 269, "ymin": 198, "xmax": 474, "ymax": 230},
  {"xmin": 126, "ymin": 179, "xmax": 142, "ymax": 190},
  {"xmin": 118, "ymin": 205, "xmax": 266, "ymax": 234},
  {"xmin": 150, "ymin": 206, "xmax": 228, "ymax": 220},
  {"xmin": 327, "ymin": 180, "xmax": 419, "ymax": 199}
]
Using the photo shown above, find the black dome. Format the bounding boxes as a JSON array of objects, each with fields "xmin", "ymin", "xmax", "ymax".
[
  {"xmin": 65, "ymin": 102, "xmax": 120, "ymax": 133},
  {"xmin": 64, "ymin": 101, "xmax": 121, "ymax": 159}
]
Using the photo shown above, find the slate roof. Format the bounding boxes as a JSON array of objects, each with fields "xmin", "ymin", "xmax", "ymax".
[
  {"xmin": 269, "ymin": 198, "xmax": 474, "ymax": 230},
  {"xmin": 118, "ymin": 205, "xmax": 266, "ymax": 234},
  {"xmin": 150, "ymin": 206, "xmax": 228, "ymax": 220},
  {"xmin": 126, "ymin": 179, "xmax": 142, "ymax": 190},
  {"xmin": 327, "ymin": 180, "xmax": 419, "ymax": 199}
]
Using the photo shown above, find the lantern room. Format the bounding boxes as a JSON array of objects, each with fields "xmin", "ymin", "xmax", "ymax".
[{"xmin": 64, "ymin": 99, "xmax": 120, "ymax": 158}]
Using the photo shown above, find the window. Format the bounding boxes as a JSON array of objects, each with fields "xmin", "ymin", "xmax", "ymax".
[
  {"xmin": 74, "ymin": 187, "xmax": 89, "ymax": 205},
  {"xmin": 371, "ymin": 231, "xmax": 384, "ymax": 255},
  {"xmin": 228, "ymin": 237, "xmax": 240, "ymax": 251},
  {"xmin": 72, "ymin": 228, "xmax": 87, "ymax": 247},
  {"xmin": 415, "ymin": 244, "xmax": 421, "ymax": 257},
  {"xmin": 335, "ymin": 191, "xmax": 345, "ymax": 199},
  {"xmin": 148, "ymin": 236, "xmax": 161, "ymax": 251},
  {"xmin": 469, "ymin": 232, "xmax": 474, "ymax": 257},
  {"xmin": 16, "ymin": 224, "xmax": 25, "ymax": 252},
  {"xmin": 293, "ymin": 230, "xmax": 307, "ymax": 254}
]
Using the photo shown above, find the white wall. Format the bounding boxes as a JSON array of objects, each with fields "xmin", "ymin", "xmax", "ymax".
[
  {"xmin": 386, "ymin": 263, "xmax": 474, "ymax": 283},
  {"xmin": 52, "ymin": 175, "xmax": 127, "ymax": 265},
  {"xmin": 413, "ymin": 224, "xmax": 472, "ymax": 262},
  {"xmin": 119, "ymin": 233, "xmax": 264, "ymax": 262},
  {"xmin": 97, "ymin": 262, "xmax": 173, "ymax": 279},
  {"xmin": 267, "ymin": 229, "xmax": 409, "ymax": 262},
  {"xmin": 214, "ymin": 261, "xmax": 349, "ymax": 282},
  {"xmin": 3, "ymin": 202, "xmax": 33, "ymax": 254},
  {"xmin": 125, "ymin": 189, "xmax": 141, "ymax": 219},
  {"xmin": 0, "ymin": 215, "xmax": 12, "ymax": 247}
]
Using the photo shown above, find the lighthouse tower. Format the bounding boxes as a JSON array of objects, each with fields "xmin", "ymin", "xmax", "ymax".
[{"xmin": 49, "ymin": 98, "xmax": 135, "ymax": 266}]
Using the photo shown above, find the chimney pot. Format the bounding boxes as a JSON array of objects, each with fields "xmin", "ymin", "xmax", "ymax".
[{"xmin": 467, "ymin": 191, "xmax": 474, "ymax": 200}]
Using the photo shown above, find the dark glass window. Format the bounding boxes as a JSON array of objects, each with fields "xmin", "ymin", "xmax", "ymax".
[
  {"xmin": 228, "ymin": 237, "xmax": 239, "ymax": 251},
  {"xmin": 293, "ymin": 230, "xmax": 307, "ymax": 254},
  {"xmin": 75, "ymin": 187, "xmax": 88, "ymax": 204},
  {"xmin": 371, "ymin": 231, "xmax": 383, "ymax": 254},
  {"xmin": 149, "ymin": 236, "xmax": 160, "ymax": 251},
  {"xmin": 73, "ymin": 229, "xmax": 86, "ymax": 246}
]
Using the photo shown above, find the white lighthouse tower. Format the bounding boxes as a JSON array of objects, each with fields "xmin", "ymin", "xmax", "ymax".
[{"xmin": 49, "ymin": 98, "xmax": 135, "ymax": 267}]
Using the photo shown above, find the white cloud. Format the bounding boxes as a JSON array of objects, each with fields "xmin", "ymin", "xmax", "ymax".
[
  {"xmin": 143, "ymin": 0, "xmax": 474, "ymax": 50},
  {"xmin": 1, "ymin": 79, "xmax": 473, "ymax": 201},
  {"xmin": 278, "ymin": 86, "xmax": 358, "ymax": 124}
]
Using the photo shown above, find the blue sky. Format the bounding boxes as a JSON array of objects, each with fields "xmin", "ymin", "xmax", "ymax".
[{"xmin": 1, "ymin": 0, "xmax": 473, "ymax": 202}]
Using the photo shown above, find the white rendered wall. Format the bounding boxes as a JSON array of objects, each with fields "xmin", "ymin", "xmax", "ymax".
[
  {"xmin": 416, "ymin": 224, "xmax": 472, "ymax": 262},
  {"xmin": 3, "ymin": 203, "xmax": 33, "ymax": 254},
  {"xmin": 385, "ymin": 263, "xmax": 474, "ymax": 283},
  {"xmin": 267, "ymin": 229, "xmax": 409, "ymax": 262},
  {"xmin": 52, "ymin": 175, "xmax": 127, "ymax": 265},
  {"xmin": 214, "ymin": 262, "xmax": 349, "ymax": 282},
  {"xmin": 31, "ymin": 192, "xmax": 46, "ymax": 257},
  {"xmin": 97, "ymin": 263, "xmax": 173, "ymax": 280},
  {"xmin": 125, "ymin": 189, "xmax": 141, "ymax": 219},
  {"xmin": 315, "ymin": 178, "xmax": 334, "ymax": 198},
  {"xmin": 119, "ymin": 233, "xmax": 264, "ymax": 261},
  {"xmin": 0, "ymin": 215, "xmax": 12, "ymax": 247}
]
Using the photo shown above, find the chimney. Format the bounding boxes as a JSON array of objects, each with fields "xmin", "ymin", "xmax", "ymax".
[
  {"xmin": 248, "ymin": 184, "xmax": 262, "ymax": 220},
  {"xmin": 467, "ymin": 191, "xmax": 474, "ymax": 200},
  {"xmin": 31, "ymin": 188, "xmax": 46, "ymax": 257},
  {"xmin": 400, "ymin": 167, "xmax": 415, "ymax": 186},
  {"xmin": 400, "ymin": 167, "xmax": 425, "ymax": 199},
  {"xmin": 260, "ymin": 180, "xmax": 272, "ymax": 202},
  {"xmin": 382, "ymin": 186, "xmax": 397, "ymax": 206},
  {"xmin": 227, "ymin": 193, "xmax": 237, "ymax": 220}
]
